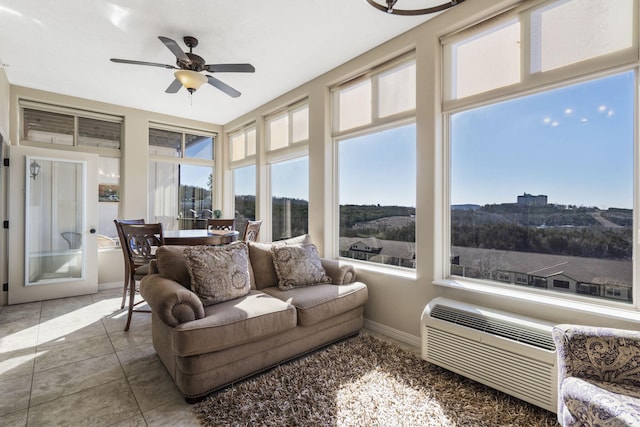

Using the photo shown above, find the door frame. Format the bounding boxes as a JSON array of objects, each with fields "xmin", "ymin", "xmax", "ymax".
[{"xmin": 8, "ymin": 145, "xmax": 98, "ymax": 304}]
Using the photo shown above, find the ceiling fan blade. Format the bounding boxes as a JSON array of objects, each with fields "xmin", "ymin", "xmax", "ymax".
[
  {"xmin": 158, "ymin": 36, "xmax": 190, "ymax": 62},
  {"xmin": 206, "ymin": 75, "xmax": 241, "ymax": 98},
  {"xmin": 111, "ymin": 58, "xmax": 177, "ymax": 69},
  {"xmin": 165, "ymin": 78, "xmax": 183, "ymax": 94},
  {"xmin": 205, "ymin": 63, "xmax": 255, "ymax": 73}
]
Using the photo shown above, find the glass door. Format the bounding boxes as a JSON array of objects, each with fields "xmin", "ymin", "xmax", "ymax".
[
  {"xmin": 25, "ymin": 157, "xmax": 85, "ymax": 285},
  {"xmin": 8, "ymin": 146, "xmax": 98, "ymax": 304}
]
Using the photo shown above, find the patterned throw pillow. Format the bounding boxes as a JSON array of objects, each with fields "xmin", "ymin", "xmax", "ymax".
[
  {"xmin": 184, "ymin": 242, "xmax": 251, "ymax": 306},
  {"xmin": 271, "ymin": 244, "xmax": 332, "ymax": 291}
]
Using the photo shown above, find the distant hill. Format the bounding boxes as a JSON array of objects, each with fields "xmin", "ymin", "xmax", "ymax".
[
  {"xmin": 451, "ymin": 204, "xmax": 632, "ymax": 260},
  {"xmin": 452, "ymin": 204, "xmax": 481, "ymax": 211}
]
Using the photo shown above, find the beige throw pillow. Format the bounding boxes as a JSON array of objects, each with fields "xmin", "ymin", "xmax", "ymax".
[
  {"xmin": 271, "ymin": 244, "xmax": 332, "ymax": 291},
  {"xmin": 248, "ymin": 234, "xmax": 312, "ymax": 289},
  {"xmin": 184, "ymin": 242, "xmax": 251, "ymax": 306}
]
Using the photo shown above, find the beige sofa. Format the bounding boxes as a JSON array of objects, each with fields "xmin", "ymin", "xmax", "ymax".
[{"xmin": 140, "ymin": 237, "xmax": 368, "ymax": 402}]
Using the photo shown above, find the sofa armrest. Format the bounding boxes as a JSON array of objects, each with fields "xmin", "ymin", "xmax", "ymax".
[
  {"xmin": 320, "ymin": 258, "xmax": 356, "ymax": 285},
  {"xmin": 553, "ymin": 324, "xmax": 640, "ymax": 386},
  {"xmin": 140, "ymin": 274, "xmax": 205, "ymax": 327}
]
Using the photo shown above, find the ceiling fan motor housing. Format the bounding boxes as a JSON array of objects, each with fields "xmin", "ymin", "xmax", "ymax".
[
  {"xmin": 178, "ymin": 53, "xmax": 205, "ymax": 71},
  {"xmin": 177, "ymin": 36, "xmax": 205, "ymax": 71}
]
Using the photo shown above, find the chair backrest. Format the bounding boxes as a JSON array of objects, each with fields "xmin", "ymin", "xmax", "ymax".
[
  {"xmin": 114, "ymin": 219, "xmax": 145, "ymax": 248},
  {"xmin": 114, "ymin": 219, "xmax": 145, "ymax": 265},
  {"xmin": 207, "ymin": 218, "xmax": 236, "ymax": 231},
  {"xmin": 242, "ymin": 220, "xmax": 263, "ymax": 242},
  {"xmin": 119, "ymin": 223, "xmax": 165, "ymax": 267}
]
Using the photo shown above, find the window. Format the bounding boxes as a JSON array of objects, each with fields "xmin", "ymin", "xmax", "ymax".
[
  {"xmin": 233, "ymin": 165, "xmax": 256, "ymax": 235},
  {"xmin": 148, "ymin": 127, "xmax": 213, "ymax": 159},
  {"xmin": 446, "ymin": 20, "xmax": 520, "ymax": 100},
  {"xmin": 496, "ymin": 271, "xmax": 511, "ymax": 283},
  {"xmin": 267, "ymin": 103, "xmax": 309, "ymax": 151},
  {"xmin": 334, "ymin": 56, "xmax": 416, "ymax": 269},
  {"xmin": 20, "ymin": 101, "xmax": 123, "ymax": 247},
  {"xmin": 338, "ymin": 124, "xmax": 416, "ymax": 268},
  {"xmin": 335, "ymin": 57, "xmax": 415, "ymax": 133},
  {"xmin": 265, "ymin": 101, "xmax": 310, "ymax": 241},
  {"xmin": 530, "ymin": 0, "xmax": 633, "ymax": 73},
  {"xmin": 444, "ymin": 0, "xmax": 637, "ymax": 304},
  {"xmin": 229, "ymin": 125, "xmax": 257, "ymax": 236},
  {"xmin": 97, "ymin": 157, "xmax": 120, "ymax": 248},
  {"xmin": 148, "ymin": 125, "xmax": 215, "ymax": 230},
  {"xmin": 553, "ymin": 280, "xmax": 570, "ymax": 290},
  {"xmin": 515, "ymin": 273, "xmax": 528, "ymax": 285},
  {"xmin": 229, "ymin": 126, "xmax": 256, "ymax": 163},
  {"xmin": 444, "ymin": 0, "xmax": 635, "ymax": 104},
  {"xmin": 271, "ymin": 157, "xmax": 308, "ymax": 241}
]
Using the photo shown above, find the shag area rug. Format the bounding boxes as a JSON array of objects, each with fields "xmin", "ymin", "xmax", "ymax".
[{"xmin": 194, "ymin": 334, "xmax": 559, "ymax": 427}]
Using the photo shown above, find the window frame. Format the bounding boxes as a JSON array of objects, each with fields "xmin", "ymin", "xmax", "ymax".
[
  {"xmin": 441, "ymin": 0, "xmax": 639, "ymax": 113},
  {"xmin": 438, "ymin": 0, "xmax": 640, "ymax": 312},
  {"xmin": 19, "ymin": 100, "xmax": 123, "ymax": 157},
  {"xmin": 266, "ymin": 100, "xmax": 309, "ymax": 154},
  {"xmin": 332, "ymin": 53, "xmax": 417, "ymax": 274},
  {"xmin": 228, "ymin": 123, "xmax": 257, "ymax": 167},
  {"xmin": 148, "ymin": 123, "xmax": 217, "ymax": 230},
  {"xmin": 332, "ymin": 53, "xmax": 416, "ymax": 139},
  {"xmin": 148, "ymin": 122, "xmax": 216, "ymax": 161}
]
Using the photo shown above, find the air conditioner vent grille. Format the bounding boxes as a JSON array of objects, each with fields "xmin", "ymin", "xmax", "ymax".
[{"xmin": 430, "ymin": 304, "xmax": 555, "ymax": 351}]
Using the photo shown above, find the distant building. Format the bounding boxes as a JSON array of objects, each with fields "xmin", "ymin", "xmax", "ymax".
[
  {"xmin": 517, "ymin": 193, "xmax": 547, "ymax": 206},
  {"xmin": 340, "ymin": 237, "xmax": 415, "ymax": 268},
  {"xmin": 450, "ymin": 246, "xmax": 632, "ymax": 302}
]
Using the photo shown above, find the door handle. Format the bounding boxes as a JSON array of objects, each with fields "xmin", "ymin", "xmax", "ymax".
[{"xmin": 89, "ymin": 228, "xmax": 96, "ymax": 234}]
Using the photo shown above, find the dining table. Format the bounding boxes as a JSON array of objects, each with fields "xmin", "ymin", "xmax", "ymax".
[{"xmin": 163, "ymin": 229, "xmax": 240, "ymax": 246}]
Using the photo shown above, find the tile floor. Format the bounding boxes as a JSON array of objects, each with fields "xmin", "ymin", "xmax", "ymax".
[
  {"xmin": 0, "ymin": 287, "xmax": 201, "ymax": 426},
  {"xmin": 1, "ymin": 287, "xmax": 417, "ymax": 426}
]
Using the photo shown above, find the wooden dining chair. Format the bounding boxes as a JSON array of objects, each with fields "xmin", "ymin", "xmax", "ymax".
[
  {"xmin": 206, "ymin": 218, "xmax": 236, "ymax": 231},
  {"xmin": 118, "ymin": 222, "xmax": 165, "ymax": 331},
  {"xmin": 114, "ymin": 219, "xmax": 145, "ymax": 311},
  {"xmin": 242, "ymin": 220, "xmax": 263, "ymax": 242}
]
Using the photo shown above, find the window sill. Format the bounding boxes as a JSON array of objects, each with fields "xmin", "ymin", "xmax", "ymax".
[
  {"xmin": 341, "ymin": 258, "xmax": 417, "ymax": 280},
  {"xmin": 433, "ymin": 277, "xmax": 640, "ymax": 324}
]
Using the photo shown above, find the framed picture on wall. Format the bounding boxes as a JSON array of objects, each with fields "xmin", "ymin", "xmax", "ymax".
[{"xmin": 98, "ymin": 184, "xmax": 119, "ymax": 202}]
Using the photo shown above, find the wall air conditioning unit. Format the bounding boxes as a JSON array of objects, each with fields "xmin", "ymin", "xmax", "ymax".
[{"xmin": 421, "ymin": 297, "xmax": 557, "ymax": 413}]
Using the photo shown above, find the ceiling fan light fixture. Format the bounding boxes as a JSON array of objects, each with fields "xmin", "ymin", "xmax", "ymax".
[{"xmin": 174, "ymin": 70, "xmax": 207, "ymax": 94}]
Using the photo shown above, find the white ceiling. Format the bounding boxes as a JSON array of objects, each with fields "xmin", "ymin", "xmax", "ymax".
[{"xmin": 0, "ymin": 0, "xmax": 445, "ymax": 124}]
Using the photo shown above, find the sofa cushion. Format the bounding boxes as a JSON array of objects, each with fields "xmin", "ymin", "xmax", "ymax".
[
  {"xmin": 184, "ymin": 242, "xmax": 251, "ymax": 306},
  {"xmin": 172, "ymin": 290, "xmax": 297, "ymax": 356},
  {"xmin": 561, "ymin": 376, "xmax": 640, "ymax": 426},
  {"xmin": 248, "ymin": 234, "xmax": 311, "ymax": 290},
  {"xmin": 156, "ymin": 245, "xmax": 192, "ymax": 289},
  {"xmin": 272, "ymin": 244, "xmax": 332, "ymax": 290},
  {"xmin": 262, "ymin": 282, "xmax": 368, "ymax": 326}
]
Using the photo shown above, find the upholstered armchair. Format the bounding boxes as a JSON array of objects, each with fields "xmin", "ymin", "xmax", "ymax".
[{"xmin": 552, "ymin": 324, "xmax": 640, "ymax": 426}]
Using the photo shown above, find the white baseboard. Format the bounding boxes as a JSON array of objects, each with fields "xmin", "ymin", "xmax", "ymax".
[
  {"xmin": 98, "ymin": 281, "xmax": 122, "ymax": 291},
  {"xmin": 363, "ymin": 318, "xmax": 421, "ymax": 349}
]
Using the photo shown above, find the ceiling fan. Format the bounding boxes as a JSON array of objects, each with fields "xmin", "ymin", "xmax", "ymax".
[{"xmin": 110, "ymin": 36, "xmax": 255, "ymax": 98}]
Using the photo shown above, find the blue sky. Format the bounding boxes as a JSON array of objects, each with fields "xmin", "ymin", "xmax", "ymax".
[
  {"xmin": 339, "ymin": 124, "xmax": 416, "ymax": 206},
  {"xmin": 231, "ymin": 71, "xmax": 633, "ymax": 210},
  {"xmin": 451, "ymin": 71, "xmax": 634, "ymax": 209},
  {"xmin": 233, "ymin": 126, "xmax": 417, "ymax": 206},
  {"xmin": 234, "ymin": 157, "xmax": 310, "ymax": 200}
]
